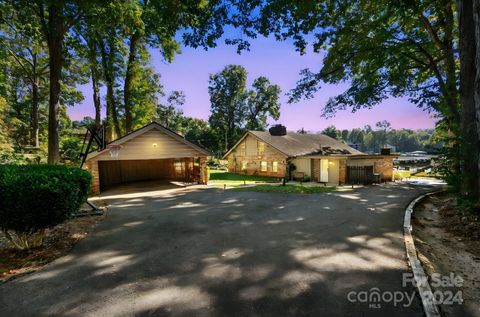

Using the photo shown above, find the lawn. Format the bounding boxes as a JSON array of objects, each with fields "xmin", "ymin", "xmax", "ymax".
[
  {"xmin": 208, "ymin": 169, "xmax": 280, "ymax": 184},
  {"xmin": 231, "ymin": 184, "xmax": 336, "ymax": 194}
]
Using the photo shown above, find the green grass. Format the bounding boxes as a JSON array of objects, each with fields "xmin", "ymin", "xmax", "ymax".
[
  {"xmin": 393, "ymin": 170, "xmax": 412, "ymax": 180},
  {"xmin": 231, "ymin": 184, "xmax": 336, "ymax": 194},
  {"xmin": 393, "ymin": 169, "xmax": 441, "ymax": 180},
  {"xmin": 208, "ymin": 169, "xmax": 280, "ymax": 183}
]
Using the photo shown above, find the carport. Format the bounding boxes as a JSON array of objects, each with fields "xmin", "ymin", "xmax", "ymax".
[{"xmin": 84, "ymin": 122, "xmax": 210, "ymax": 193}]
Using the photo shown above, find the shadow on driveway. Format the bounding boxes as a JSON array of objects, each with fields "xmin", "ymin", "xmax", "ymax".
[{"xmin": 0, "ymin": 182, "xmax": 440, "ymax": 316}]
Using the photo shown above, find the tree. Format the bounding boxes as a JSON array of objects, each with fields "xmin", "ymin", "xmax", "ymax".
[
  {"xmin": 245, "ymin": 76, "xmax": 281, "ymax": 130},
  {"xmin": 321, "ymin": 126, "xmax": 338, "ymax": 139},
  {"xmin": 33, "ymin": 1, "xmax": 85, "ymax": 163},
  {"xmin": 208, "ymin": 65, "xmax": 248, "ymax": 152},
  {"xmin": 156, "ymin": 91, "xmax": 186, "ymax": 131},
  {"xmin": 1, "ymin": 3, "xmax": 49, "ymax": 147},
  {"xmin": 458, "ymin": 0, "xmax": 479, "ymax": 197},
  {"xmin": 474, "ymin": 0, "xmax": 480, "ymax": 200},
  {"xmin": 75, "ymin": 18, "xmax": 102, "ymax": 129},
  {"xmin": 182, "ymin": 118, "xmax": 219, "ymax": 155}
]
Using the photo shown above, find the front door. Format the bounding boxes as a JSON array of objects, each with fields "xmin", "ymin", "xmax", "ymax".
[{"xmin": 320, "ymin": 159, "xmax": 329, "ymax": 182}]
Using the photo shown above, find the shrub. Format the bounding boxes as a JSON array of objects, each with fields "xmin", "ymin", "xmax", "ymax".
[{"xmin": 0, "ymin": 164, "xmax": 92, "ymax": 249}]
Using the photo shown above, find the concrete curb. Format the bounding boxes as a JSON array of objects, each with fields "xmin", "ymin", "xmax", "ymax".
[{"xmin": 403, "ymin": 190, "xmax": 445, "ymax": 317}]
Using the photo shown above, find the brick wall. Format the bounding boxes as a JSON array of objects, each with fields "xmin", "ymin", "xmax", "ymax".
[
  {"xmin": 374, "ymin": 157, "xmax": 394, "ymax": 182},
  {"xmin": 339, "ymin": 159, "xmax": 346, "ymax": 184},
  {"xmin": 312, "ymin": 159, "xmax": 320, "ymax": 182},
  {"xmin": 85, "ymin": 160, "xmax": 100, "ymax": 194}
]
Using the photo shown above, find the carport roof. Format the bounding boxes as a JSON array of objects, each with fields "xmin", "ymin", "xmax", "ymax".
[{"xmin": 86, "ymin": 122, "xmax": 211, "ymax": 160}]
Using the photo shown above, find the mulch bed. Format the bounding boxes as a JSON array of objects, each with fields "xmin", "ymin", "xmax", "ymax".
[
  {"xmin": 0, "ymin": 213, "xmax": 105, "ymax": 282},
  {"xmin": 435, "ymin": 192, "xmax": 480, "ymax": 242},
  {"xmin": 412, "ymin": 192, "xmax": 480, "ymax": 317}
]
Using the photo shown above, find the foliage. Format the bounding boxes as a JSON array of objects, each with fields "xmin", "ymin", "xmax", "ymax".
[
  {"xmin": 246, "ymin": 77, "xmax": 281, "ymax": 130},
  {"xmin": 182, "ymin": 118, "xmax": 220, "ymax": 155},
  {"xmin": 155, "ymin": 91, "xmax": 186, "ymax": 131},
  {"xmin": 321, "ymin": 126, "xmax": 338, "ymax": 139},
  {"xmin": 60, "ymin": 136, "xmax": 83, "ymax": 164},
  {"xmin": 319, "ymin": 121, "xmax": 439, "ymax": 153},
  {"xmin": 208, "ymin": 170, "xmax": 279, "ymax": 183},
  {"xmin": 0, "ymin": 164, "xmax": 91, "ymax": 249},
  {"xmin": 209, "ymin": 65, "xmax": 249, "ymax": 151},
  {"xmin": 208, "ymin": 65, "xmax": 281, "ymax": 152},
  {"xmin": 233, "ymin": 1, "xmax": 459, "ymax": 124}
]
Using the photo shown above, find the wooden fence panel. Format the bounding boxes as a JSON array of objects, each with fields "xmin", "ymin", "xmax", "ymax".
[{"xmin": 346, "ymin": 165, "xmax": 374, "ymax": 184}]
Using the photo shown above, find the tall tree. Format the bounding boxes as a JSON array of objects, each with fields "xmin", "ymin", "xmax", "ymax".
[
  {"xmin": 34, "ymin": 1, "xmax": 83, "ymax": 163},
  {"xmin": 75, "ymin": 20, "xmax": 102, "ymax": 129},
  {"xmin": 473, "ymin": 0, "xmax": 480, "ymax": 200},
  {"xmin": 208, "ymin": 65, "xmax": 248, "ymax": 152},
  {"xmin": 458, "ymin": 0, "xmax": 479, "ymax": 196},
  {"xmin": 245, "ymin": 76, "xmax": 281, "ymax": 130},
  {"xmin": 1, "ymin": 4, "xmax": 49, "ymax": 147}
]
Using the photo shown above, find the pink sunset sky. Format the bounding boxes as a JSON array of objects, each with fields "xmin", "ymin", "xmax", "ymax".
[{"xmin": 69, "ymin": 35, "xmax": 437, "ymax": 131}]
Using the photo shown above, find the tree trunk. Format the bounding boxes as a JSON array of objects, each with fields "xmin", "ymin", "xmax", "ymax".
[
  {"xmin": 458, "ymin": 0, "xmax": 479, "ymax": 198},
  {"xmin": 46, "ymin": 4, "xmax": 64, "ymax": 164},
  {"xmin": 91, "ymin": 69, "xmax": 101, "ymax": 130},
  {"xmin": 30, "ymin": 79, "xmax": 40, "ymax": 148},
  {"xmin": 99, "ymin": 37, "xmax": 121, "ymax": 141},
  {"xmin": 124, "ymin": 31, "xmax": 140, "ymax": 133},
  {"xmin": 473, "ymin": 0, "xmax": 480, "ymax": 200},
  {"xmin": 88, "ymin": 38, "xmax": 101, "ymax": 129},
  {"xmin": 443, "ymin": 1, "xmax": 461, "ymax": 129}
]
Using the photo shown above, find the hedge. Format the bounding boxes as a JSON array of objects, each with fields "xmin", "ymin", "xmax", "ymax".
[{"xmin": 0, "ymin": 164, "xmax": 92, "ymax": 249}]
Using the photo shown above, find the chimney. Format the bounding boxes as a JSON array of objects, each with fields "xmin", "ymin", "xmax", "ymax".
[
  {"xmin": 380, "ymin": 148, "xmax": 391, "ymax": 155},
  {"xmin": 269, "ymin": 124, "xmax": 287, "ymax": 136}
]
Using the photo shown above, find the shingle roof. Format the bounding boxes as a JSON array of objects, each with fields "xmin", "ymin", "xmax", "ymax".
[{"xmin": 249, "ymin": 131, "xmax": 364, "ymax": 157}]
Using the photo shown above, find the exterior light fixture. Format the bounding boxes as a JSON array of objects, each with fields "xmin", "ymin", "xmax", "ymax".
[{"xmin": 108, "ymin": 144, "xmax": 122, "ymax": 158}]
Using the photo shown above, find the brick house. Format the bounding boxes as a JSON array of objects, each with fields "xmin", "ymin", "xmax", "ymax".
[{"xmin": 223, "ymin": 125, "xmax": 396, "ymax": 185}]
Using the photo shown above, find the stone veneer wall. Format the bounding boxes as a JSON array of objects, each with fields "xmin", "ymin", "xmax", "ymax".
[{"xmin": 226, "ymin": 134, "xmax": 287, "ymax": 178}]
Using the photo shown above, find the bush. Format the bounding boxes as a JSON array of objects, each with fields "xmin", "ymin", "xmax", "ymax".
[{"xmin": 0, "ymin": 164, "xmax": 92, "ymax": 249}]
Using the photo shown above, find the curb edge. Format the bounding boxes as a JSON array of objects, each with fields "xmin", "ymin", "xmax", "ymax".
[{"xmin": 403, "ymin": 189, "xmax": 445, "ymax": 317}]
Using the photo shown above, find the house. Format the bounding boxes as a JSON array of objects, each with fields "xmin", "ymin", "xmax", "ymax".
[
  {"xmin": 223, "ymin": 125, "xmax": 396, "ymax": 185},
  {"xmin": 84, "ymin": 122, "xmax": 210, "ymax": 193}
]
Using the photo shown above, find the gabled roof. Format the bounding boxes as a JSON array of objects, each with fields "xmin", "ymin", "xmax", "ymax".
[
  {"xmin": 86, "ymin": 122, "xmax": 211, "ymax": 160},
  {"xmin": 224, "ymin": 130, "xmax": 364, "ymax": 158}
]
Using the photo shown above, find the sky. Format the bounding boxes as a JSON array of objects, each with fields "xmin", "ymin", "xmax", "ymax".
[{"xmin": 68, "ymin": 35, "xmax": 437, "ymax": 132}]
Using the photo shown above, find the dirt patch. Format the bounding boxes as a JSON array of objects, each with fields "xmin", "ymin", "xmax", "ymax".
[
  {"xmin": 412, "ymin": 192, "xmax": 480, "ymax": 317},
  {"xmin": 0, "ymin": 211, "xmax": 105, "ymax": 282}
]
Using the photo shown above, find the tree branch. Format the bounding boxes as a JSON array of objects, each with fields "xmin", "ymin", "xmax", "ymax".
[{"xmin": 419, "ymin": 14, "xmax": 445, "ymax": 51}]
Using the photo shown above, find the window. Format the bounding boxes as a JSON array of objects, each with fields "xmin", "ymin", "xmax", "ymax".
[
  {"xmin": 257, "ymin": 141, "xmax": 265, "ymax": 155},
  {"xmin": 272, "ymin": 161, "xmax": 278, "ymax": 173},
  {"xmin": 261, "ymin": 161, "xmax": 268, "ymax": 172}
]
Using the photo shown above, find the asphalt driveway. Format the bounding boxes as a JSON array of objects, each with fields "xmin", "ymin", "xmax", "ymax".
[{"xmin": 0, "ymin": 182, "xmax": 438, "ymax": 317}]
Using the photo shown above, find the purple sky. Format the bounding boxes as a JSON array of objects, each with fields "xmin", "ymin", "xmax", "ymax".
[{"xmin": 69, "ymin": 35, "xmax": 437, "ymax": 131}]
